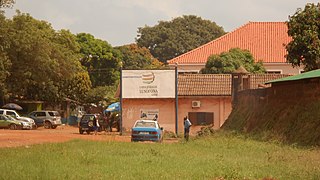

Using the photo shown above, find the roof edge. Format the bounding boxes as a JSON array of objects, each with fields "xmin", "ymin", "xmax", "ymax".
[{"xmin": 167, "ymin": 21, "xmax": 287, "ymax": 64}]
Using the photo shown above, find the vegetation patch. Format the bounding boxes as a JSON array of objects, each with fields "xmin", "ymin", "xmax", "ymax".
[{"xmin": 0, "ymin": 133, "xmax": 319, "ymax": 179}]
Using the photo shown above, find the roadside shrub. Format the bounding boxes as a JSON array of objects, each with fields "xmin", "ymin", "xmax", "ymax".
[{"xmin": 196, "ymin": 126, "xmax": 216, "ymax": 137}]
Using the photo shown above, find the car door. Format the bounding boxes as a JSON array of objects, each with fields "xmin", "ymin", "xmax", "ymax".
[
  {"xmin": 34, "ymin": 112, "xmax": 46, "ymax": 125},
  {"xmin": 0, "ymin": 115, "xmax": 10, "ymax": 128},
  {"xmin": 0, "ymin": 115, "xmax": 6, "ymax": 127}
]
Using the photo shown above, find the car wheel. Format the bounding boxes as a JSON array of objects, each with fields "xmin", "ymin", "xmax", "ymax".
[
  {"xmin": 86, "ymin": 130, "xmax": 91, "ymax": 134},
  {"xmin": 9, "ymin": 124, "xmax": 16, "ymax": 130},
  {"xmin": 44, "ymin": 121, "xmax": 52, "ymax": 129},
  {"xmin": 79, "ymin": 129, "xmax": 84, "ymax": 134},
  {"xmin": 32, "ymin": 125, "xmax": 37, "ymax": 130},
  {"xmin": 52, "ymin": 125, "xmax": 57, "ymax": 129}
]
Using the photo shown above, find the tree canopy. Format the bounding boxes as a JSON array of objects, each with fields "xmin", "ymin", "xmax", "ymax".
[
  {"xmin": 0, "ymin": 0, "xmax": 15, "ymax": 8},
  {"xmin": 136, "ymin": 15, "xmax": 225, "ymax": 63},
  {"xmin": 2, "ymin": 12, "xmax": 90, "ymax": 103},
  {"xmin": 286, "ymin": 3, "xmax": 320, "ymax": 71},
  {"xmin": 200, "ymin": 48, "xmax": 265, "ymax": 74},
  {"xmin": 76, "ymin": 33, "xmax": 121, "ymax": 87},
  {"xmin": 0, "ymin": 12, "xmax": 11, "ymax": 95},
  {"xmin": 115, "ymin": 44, "xmax": 164, "ymax": 70}
]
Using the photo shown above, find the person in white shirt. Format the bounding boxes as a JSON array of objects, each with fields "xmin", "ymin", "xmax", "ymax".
[{"xmin": 184, "ymin": 116, "xmax": 192, "ymax": 141}]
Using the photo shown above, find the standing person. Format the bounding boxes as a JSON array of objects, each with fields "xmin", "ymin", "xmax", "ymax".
[
  {"xmin": 94, "ymin": 115, "xmax": 100, "ymax": 135},
  {"xmin": 109, "ymin": 112, "xmax": 114, "ymax": 132},
  {"xmin": 184, "ymin": 116, "xmax": 192, "ymax": 141}
]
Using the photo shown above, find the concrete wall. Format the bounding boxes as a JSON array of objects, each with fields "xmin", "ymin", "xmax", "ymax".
[
  {"xmin": 263, "ymin": 63, "xmax": 304, "ymax": 75},
  {"xmin": 223, "ymin": 77, "xmax": 320, "ymax": 146},
  {"xmin": 122, "ymin": 98, "xmax": 176, "ymax": 132},
  {"xmin": 122, "ymin": 96, "xmax": 232, "ymax": 134},
  {"xmin": 178, "ymin": 96, "xmax": 232, "ymax": 133}
]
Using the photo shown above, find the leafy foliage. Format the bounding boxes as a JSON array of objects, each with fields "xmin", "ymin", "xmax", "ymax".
[
  {"xmin": 85, "ymin": 85, "xmax": 118, "ymax": 106},
  {"xmin": 76, "ymin": 33, "xmax": 121, "ymax": 87},
  {"xmin": 0, "ymin": 0, "xmax": 15, "ymax": 8},
  {"xmin": 116, "ymin": 44, "xmax": 164, "ymax": 70},
  {"xmin": 200, "ymin": 48, "xmax": 265, "ymax": 74},
  {"xmin": 136, "ymin": 15, "xmax": 225, "ymax": 63},
  {"xmin": 286, "ymin": 3, "xmax": 320, "ymax": 71},
  {"xmin": 61, "ymin": 72, "xmax": 92, "ymax": 103},
  {"xmin": 0, "ymin": 12, "xmax": 11, "ymax": 95},
  {"xmin": 3, "ymin": 12, "xmax": 89, "ymax": 102}
]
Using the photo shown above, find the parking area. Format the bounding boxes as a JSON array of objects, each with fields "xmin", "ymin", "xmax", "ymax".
[{"xmin": 0, "ymin": 125, "xmax": 132, "ymax": 148}]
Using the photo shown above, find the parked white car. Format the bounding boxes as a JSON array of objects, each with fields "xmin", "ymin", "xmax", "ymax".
[{"xmin": 0, "ymin": 109, "xmax": 36, "ymax": 129}]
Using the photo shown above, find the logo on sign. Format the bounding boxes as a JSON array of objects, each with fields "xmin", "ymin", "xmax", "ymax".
[{"xmin": 142, "ymin": 72, "xmax": 155, "ymax": 84}]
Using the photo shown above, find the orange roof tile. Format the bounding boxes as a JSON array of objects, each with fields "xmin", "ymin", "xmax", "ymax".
[
  {"xmin": 178, "ymin": 74, "xmax": 231, "ymax": 96},
  {"xmin": 168, "ymin": 22, "xmax": 292, "ymax": 64}
]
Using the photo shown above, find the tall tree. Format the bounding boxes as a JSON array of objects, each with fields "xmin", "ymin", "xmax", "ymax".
[
  {"xmin": 0, "ymin": 12, "xmax": 11, "ymax": 104},
  {"xmin": 286, "ymin": 3, "xmax": 320, "ymax": 71},
  {"xmin": 76, "ymin": 33, "xmax": 121, "ymax": 87},
  {"xmin": 136, "ymin": 15, "xmax": 226, "ymax": 63},
  {"xmin": 6, "ymin": 12, "xmax": 87, "ymax": 102},
  {"xmin": 200, "ymin": 48, "xmax": 265, "ymax": 74},
  {"xmin": 0, "ymin": 0, "xmax": 15, "ymax": 8},
  {"xmin": 116, "ymin": 44, "xmax": 164, "ymax": 70}
]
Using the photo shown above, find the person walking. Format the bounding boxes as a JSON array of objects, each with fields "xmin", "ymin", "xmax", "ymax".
[{"xmin": 184, "ymin": 116, "xmax": 192, "ymax": 141}]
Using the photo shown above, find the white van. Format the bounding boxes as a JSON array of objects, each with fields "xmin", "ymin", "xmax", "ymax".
[{"xmin": 0, "ymin": 109, "xmax": 36, "ymax": 129}]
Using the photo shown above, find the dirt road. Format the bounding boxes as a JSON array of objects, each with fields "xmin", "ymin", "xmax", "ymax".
[
  {"xmin": 0, "ymin": 125, "xmax": 178, "ymax": 148},
  {"xmin": 0, "ymin": 125, "xmax": 133, "ymax": 148}
]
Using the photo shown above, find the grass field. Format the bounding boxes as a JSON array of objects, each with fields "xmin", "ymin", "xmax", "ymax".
[{"xmin": 1, "ymin": 132, "xmax": 319, "ymax": 180}]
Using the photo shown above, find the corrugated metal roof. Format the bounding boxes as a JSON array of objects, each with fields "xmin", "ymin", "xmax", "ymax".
[
  {"xmin": 178, "ymin": 74, "xmax": 231, "ymax": 96},
  {"xmin": 266, "ymin": 69, "xmax": 320, "ymax": 84},
  {"xmin": 168, "ymin": 22, "xmax": 291, "ymax": 64}
]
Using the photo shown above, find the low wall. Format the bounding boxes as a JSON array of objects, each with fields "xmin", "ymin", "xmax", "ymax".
[{"xmin": 223, "ymin": 78, "xmax": 320, "ymax": 146}]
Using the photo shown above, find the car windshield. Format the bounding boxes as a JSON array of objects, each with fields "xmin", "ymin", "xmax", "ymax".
[
  {"xmin": 81, "ymin": 115, "xmax": 95, "ymax": 121},
  {"xmin": 135, "ymin": 121, "xmax": 156, "ymax": 128}
]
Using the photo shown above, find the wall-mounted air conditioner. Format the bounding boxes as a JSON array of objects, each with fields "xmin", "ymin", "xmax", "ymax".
[{"xmin": 192, "ymin": 101, "xmax": 201, "ymax": 108}]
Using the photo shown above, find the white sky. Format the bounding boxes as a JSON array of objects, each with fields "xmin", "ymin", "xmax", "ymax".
[{"xmin": 4, "ymin": 0, "xmax": 319, "ymax": 46}]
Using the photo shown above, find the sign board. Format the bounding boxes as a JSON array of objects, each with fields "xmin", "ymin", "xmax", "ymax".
[
  {"xmin": 122, "ymin": 70, "xmax": 175, "ymax": 98},
  {"xmin": 140, "ymin": 109, "xmax": 159, "ymax": 121}
]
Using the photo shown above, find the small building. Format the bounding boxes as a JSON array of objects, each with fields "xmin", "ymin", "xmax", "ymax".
[{"xmin": 121, "ymin": 72, "xmax": 232, "ymax": 133}]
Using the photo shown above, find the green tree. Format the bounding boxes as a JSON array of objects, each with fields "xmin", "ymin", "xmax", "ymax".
[
  {"xmin": 136, "ymin": 15, "xmax": 226, "ymax": 63},
  {"xmin": 286, "ymin": 3, "xmax": 320, "ymax": 71},
  {"xmin": 200, "ymin": 48, "xmax": 265, "ymax": 74},
  {"xmin": 85, "ymin": 85, "xmax": 118, "ymax": 106},
  {"xmin": 76, "ymin": 33, "xmax": 121, "ymax": 87},
  {"xmin": 0, "ymin": 12, "xmax": 11, "ymax": 104},
  {"xmin": 0, "ymin": 0, "xmax": 15, "ymax": 8},
  {"xmin": 61, "ymin": 72, "xmax": 92, "ymax": 102},
  {"xmin": 116, "ymin": 44, "xmax": 164, "ymax": 70},
  {"xmin": 6, "ymin": 12, "xmax": 86, "ymax": 102}
]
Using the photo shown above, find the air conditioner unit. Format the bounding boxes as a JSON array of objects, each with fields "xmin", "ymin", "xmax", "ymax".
[{"xmin": 192, "ymin": 101, "xmax": 201, "ymax": 108}]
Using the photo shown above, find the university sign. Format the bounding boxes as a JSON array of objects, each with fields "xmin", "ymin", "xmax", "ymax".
[{"xmin": 122, "ymin": 70, "xmax": 175, "ymax": 98}]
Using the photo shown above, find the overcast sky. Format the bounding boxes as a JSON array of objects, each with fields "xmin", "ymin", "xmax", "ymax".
[{"xmin": 4, "ymin": 0, "xmax": 319, "ymax": 46}]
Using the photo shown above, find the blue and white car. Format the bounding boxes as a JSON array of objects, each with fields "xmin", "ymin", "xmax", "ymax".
[{"xmin": 131, "ymin": 120, "xmax": 163, "ymax": 142}]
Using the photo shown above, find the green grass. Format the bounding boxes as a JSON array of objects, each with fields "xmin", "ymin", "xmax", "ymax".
[{"xmin": 1, "ymin": 132, "xmax": 320, "ymax": 180}]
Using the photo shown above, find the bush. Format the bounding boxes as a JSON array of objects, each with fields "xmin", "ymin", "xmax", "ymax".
[{"xmin": 196, "ymin": 126, "xmax": 216, "ymax": 137}]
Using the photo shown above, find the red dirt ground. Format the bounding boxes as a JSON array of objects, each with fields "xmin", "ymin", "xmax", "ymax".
[{"xmin": 0, "ymin": 125, "xmax": 178, "ymax": 148}]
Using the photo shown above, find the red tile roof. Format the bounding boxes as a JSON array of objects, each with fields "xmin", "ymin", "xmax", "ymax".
[
  {"xmin": 178, "ymin": 74, "xmax": 231, "ymax": 96},
  {"xmin": 168, "ymin": 22, "xmax": 292, "ymax": 64}
]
